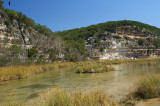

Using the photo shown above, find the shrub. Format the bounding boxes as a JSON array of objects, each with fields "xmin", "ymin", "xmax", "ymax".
[
  {"xmin": 133, "ymin": 75, "xmax": 160, "ymax": 99},
  {"xmin": 27, "ymin": 48, "xmax": 38, "ymax": 59},
  {"xmin": 138, "ymin": 39, "xmax": 144, "ymax": 46},
  {"xmin": 153, "ymin": 38, "xmax": 160, "ymax": 49},
  {"xmin": 114, "ymin": 35, "xmax": 122, "ymax": 39},
  {"xmin": 9, "ymin": 45, "xmax": 21, "ymax": 54},
  {"xmin": 100, "ymin": 47, "xmax": 104, "ymax": 52}
]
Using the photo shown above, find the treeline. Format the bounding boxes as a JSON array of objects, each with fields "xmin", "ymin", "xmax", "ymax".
[
  {"xmin": 0, "ymin": 0, "xmax": 52, "ymax": 36},
  {"xmin": 57, "ymin": 20, "xmax": 160, "ymax": 41},
  {"xmin": 4, "ymin": 9, "xmax": 52, "ymax": 35}
]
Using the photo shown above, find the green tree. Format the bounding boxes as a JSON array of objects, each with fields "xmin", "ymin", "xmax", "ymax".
[
  {"xmin": 9, "ymin": 45, "xmax": 21, "ymax": 55},
  {"xmin": 100, "ymin": 47, "xmax": 104, "ymax": 52},
  {"xmin": 27, "ymin": 48, "xmax": 38, "ymax": 59},
  {"xmin": 153, "ymin": 38, "xmax": 160, "ymax": 49},
  {"xmin": 5, "ymin": 9, "xmax": 18, "ymax": 20},
  {"xmin": 95, "ymin": 37, "xmax": 101, "ymax": 47},
  {"xmin": 35, "ymin": 24, "xmax": 52, "ymax": 35},
  {"xmin": 138, "ymin": 39, "xmax": 144, "ymax": 46},
  {"xmin": 0, "ymin": 0, "xmax": 4, "ymax": 9}
]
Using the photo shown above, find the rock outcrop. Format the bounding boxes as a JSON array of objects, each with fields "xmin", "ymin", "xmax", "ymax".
[{"xmin": 85, "ymin": 26, "xmax": 160, "ymax": 60}]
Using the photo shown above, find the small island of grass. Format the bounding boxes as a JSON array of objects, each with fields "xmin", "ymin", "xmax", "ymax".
[{"xmin": 75, "ymin": 65, "xmax": 114, "ymax": 73}]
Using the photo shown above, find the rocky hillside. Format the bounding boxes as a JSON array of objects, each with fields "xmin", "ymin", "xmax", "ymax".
[
  {"xmin": 0, "ymin": 1, "xmax": 65, "ymax": 66},
  {"xmin": 57, "ymin": 21, "xmax": 160, "ymax": 60},
  {"xmin": 1, "ymin": 0, "xmax": 160, "ymax": 67}
]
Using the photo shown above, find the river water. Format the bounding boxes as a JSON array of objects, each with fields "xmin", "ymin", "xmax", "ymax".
[{"xmin": 0, "ymin": 62, "xmax": 160, "ymax": 104}]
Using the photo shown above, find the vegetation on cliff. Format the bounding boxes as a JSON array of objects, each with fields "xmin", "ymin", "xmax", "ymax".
[
  {"xmin": 56, "ymin": 20, "xmax": 160, "ymax": 56},
  {"xmin": 1, "ymin": 0, "xmax": 160, "ymax": 66}
]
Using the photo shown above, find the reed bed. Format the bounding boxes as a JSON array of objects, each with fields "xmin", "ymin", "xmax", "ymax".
[
  {"xmin": 0, "ymin": 88, "xmax": 117, "ymax": 106},
  {"xmin": 0, "ymin": 96, "xmax": 22, "ymax": 106},
  {"xmin": 42, "ymin": 88, "xmax": 116, "ymax": 106},
  {"xmin": 0, "ymin": 62, "xmax": 74, "ymax": 82}
]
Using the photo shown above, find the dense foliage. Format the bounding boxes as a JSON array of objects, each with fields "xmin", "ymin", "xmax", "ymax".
[
  {"xmin": 57, "ymin": 20, "xmax": 160, "ymax": 40},
  {"xmin": 2, "ymin": 7, "xmax": 52, "ymax": 35},
  {"xmin": 0, "ymin": 0, "xmax": 3, "ymax": 8}
]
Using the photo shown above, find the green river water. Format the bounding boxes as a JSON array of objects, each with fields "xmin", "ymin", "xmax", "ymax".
[{"xmin": 0, "ymin": 62, "xmax": 160, "ymax": 105}]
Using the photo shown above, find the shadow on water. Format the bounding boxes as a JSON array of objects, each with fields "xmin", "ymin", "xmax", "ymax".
[
  {"xmin": 18, "ymin": 84, "xmax": 51, "ymax": 89},
  {"xmin": 26, "ymin": 92, "xmax": 39, "ymax": 99}
]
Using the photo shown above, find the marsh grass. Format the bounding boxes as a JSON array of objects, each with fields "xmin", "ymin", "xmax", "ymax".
[
  {"xmin": 121, "ymin": 75, "xmax": 160, "ymax": 105},
  {"xmin": 133, "ymin": 75, "xmax": 160, "ymax": 99},
  {"xmin": 43, "ymin": 88, "xmax": 116, "ymax": 106},
  {"xmin": 0, "ymin": 62, "xmax": 74, "ymax": 82},
  {"xmin": 0, "ymin": 96, "xmax": 22, "ymax": 106},
  {"xmin": 0, "ymin": 58, "xmax": 160, "ymax": 82},
  {"xmin": 75, "ymin": 65, "xmax": 114, "ymax": 73}
]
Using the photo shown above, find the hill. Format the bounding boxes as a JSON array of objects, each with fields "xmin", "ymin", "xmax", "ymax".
[
  {"xmin": 56, "ymin": 20, "xmax": 160, "ymax": 60},
  {"xmin": 0, "ymin": 1, "xmax": 65, "ymax": 66},
  {"xmin": 1, "ymin": 0, "xmax": 160, "ymax": 66}
]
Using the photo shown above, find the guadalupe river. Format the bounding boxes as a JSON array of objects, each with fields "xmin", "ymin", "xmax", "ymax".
[{"xmin": 0, "ymin": 62, "xmax": 160, "ymax": 105}]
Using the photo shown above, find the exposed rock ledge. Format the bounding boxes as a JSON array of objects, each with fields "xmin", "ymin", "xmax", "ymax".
[
  {"xmin": 100, "ymin": 53, "xmax": 131, "ymax": 60},
  {"xmin": 100, "ymin": 53, "xmax": 159, "ymax": 60}
]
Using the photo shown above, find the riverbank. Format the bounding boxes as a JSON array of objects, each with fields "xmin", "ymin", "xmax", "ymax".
[
  {"xmin": 26, "ymin": 88, "xmax": 117, "ymax": 106},
  {"xmin": 0, "ymin": 58, "xmax": 160, "ymax": 82},
  {"xmin": 1, "ymin": 61, "xmax": 160, "ymax": 105},
  {"xmin": 120, "ymin": 74, "xmax": 160, "ymax": 105},
  {"xmin": 6, "ymin": 75, "xmax": 160, "ymax": 106}
]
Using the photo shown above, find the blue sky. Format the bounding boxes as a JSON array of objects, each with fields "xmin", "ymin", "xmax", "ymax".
[{"xmin": 3, "ymin": 0, "xmax": 160, "ymax": 31}]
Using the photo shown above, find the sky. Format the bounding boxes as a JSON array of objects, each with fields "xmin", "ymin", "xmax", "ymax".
[{"xmin": 2, "ymin": 0, "xmax": 160, "ymax": 32}]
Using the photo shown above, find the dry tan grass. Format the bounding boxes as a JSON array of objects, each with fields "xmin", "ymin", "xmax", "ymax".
[
  {"xmin": 133, "ymin": 75, "xmax": 160, "ymax": 99},
  {"xmin": 0, "ymin": 58, "xmax": 160, "ymax": 82},
  {"xmin": 0, "ymin": 62, "xmax": 74, "ymax": 82},
  {"xmin": 40, "ymin": 88, "xmax": 117, "ymax": 106}
]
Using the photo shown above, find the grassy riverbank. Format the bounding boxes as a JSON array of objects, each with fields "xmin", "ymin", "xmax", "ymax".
[
  {"xmin": 1, "ymin": 73, "xmax": 160, "ymax": 105},
  {"xmin": 0, "ymin": 88, "xmax": 117, "ymax": 106},
  {"xmin": 121, "ymin": 75, "xmax": 160, "ymax": 105},
  {"xmin": 133, "ymin": 75, "xmax": 160, "ymax": 99},
  {"xmin": 0, "ymin": 62, "xmax": 74, "ymax": 81},
  {"xmin": 42, "ymin": 88, "xmax": 116, "ymax": 106},
  {"xmin": 21, "ymin": 88, "xmax": 117, "ymax": 106},
  {"xmin": 0, "ymin": 58, "xmax": 160, "ymax": 82}
]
